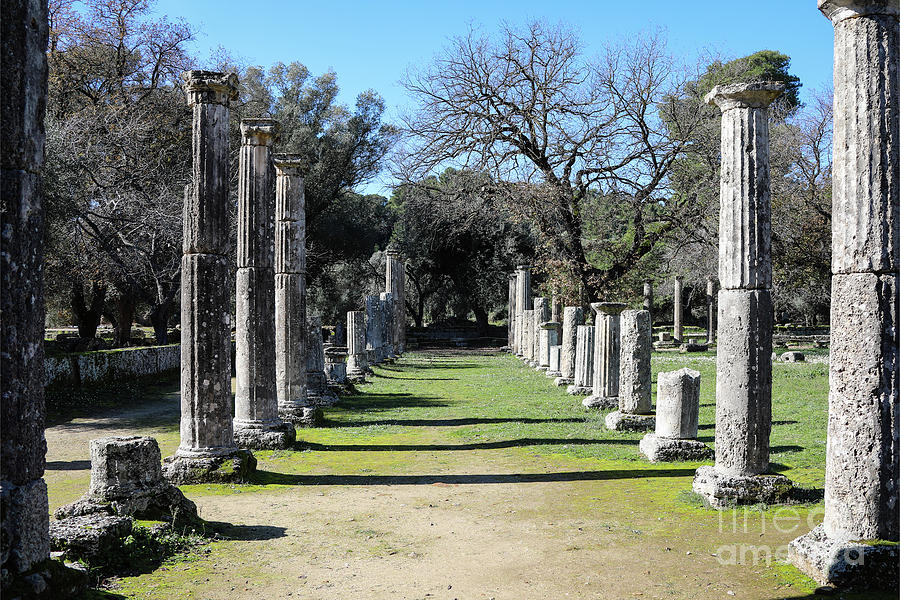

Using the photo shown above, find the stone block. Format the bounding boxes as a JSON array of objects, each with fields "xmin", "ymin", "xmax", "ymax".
[
  {"xmin": 788, "ymin": 524, "xmax": 899, "ymax": 591},
  {"xmin": 605, "ymin": 411, "xmax": 655, "ymax": 432},
  {"xmin": 692, "ymin": 465, "xmax": 792, "ymax": 509},
  {"xmin": 639, "ymin": 434, "xmax": 714, "ymax": 462},
  {"xmin": 779, "ymin": 351, "xmax": 805, "ymax": 362},
  {"xmin": 656, "ymin": 368, "xmax": 701, "ymax": 439},
  {"xmin": 49, "ymin": 515, "xmax": 132, "ymax": 566},
  {"xmin": 0, "ymin": 479, "xmax": 50, "ymax": 573},
  {"xmin": 163, "ymin": 449, "xmax": 256, "ymax": 485},
  {"xmin": 619, "ymin": 310, "xmax": 652, "ymax": 414}
]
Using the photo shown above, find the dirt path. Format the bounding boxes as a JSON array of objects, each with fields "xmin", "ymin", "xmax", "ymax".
[{"xmin": 44, "ymin": 350, "xmax": 829, "ymax": 600}]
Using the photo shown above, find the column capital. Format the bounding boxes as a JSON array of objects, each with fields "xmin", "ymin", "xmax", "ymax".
[
  {"xmin": 386, "ymin": 247, "xmax": 401, "ymax": 259},
  {"xmin": 516, "ymin": 264, "xmax": 532, "ymax": 271},
  {"xmin": 274, "ymin": 154, "xmax": 304, "ymax": 175},
  {"xmin": 591, "ymin": 301, "xmax": 627, "ymax": 315},
  {"xmin": 819, "ymin": 0, "xmax": 899, "ymax": 24},
  {"xmin": 704, "ymin": 82, "xmax": 785, "ymax": 111},
  {"xmin": 240, "ymin": 118, "xmax": 279, "ymax": 146},
  {"xmin": 540, "ymin": 321, "xmax": 561, "ymax": 330},
  {"xmin": 183, "ymin": 70, "xmax": 238, "ymax": 106}
]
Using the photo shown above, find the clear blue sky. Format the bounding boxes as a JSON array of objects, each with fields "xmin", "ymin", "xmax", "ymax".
[{"xmin": 152, "ymin": 0, "xmax": 836, "ymax": 195}]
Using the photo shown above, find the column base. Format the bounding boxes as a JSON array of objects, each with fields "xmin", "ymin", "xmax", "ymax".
[
  {"xmin": 346, "ymin": 370, "xmax": 368, "ymax": 384},
  {"xmin": 0, "ymin": 478, "xmax": 50, "ymax": 573},
  {"xmin": 554, "ymin": 376, "xmax": 573, "ymax": 386},
  {"xmin": 500, "ymin": 346, "xmax": 511, "ymax": 352},
  {"xmin": 545, "ymin": 370, "xmax": 561, "ymax": 378},
  {"xmin": 582, "ymin": 395, "xmax": 617, "ymax": 409},
  {"xmin": 692, "ymin": 465, "xmax": 792, "ymax": 509},
  {"xmin": 279, "ymin": 405, "xmax": 323, "ymax": 428},
  {"xmin": 307, "ymin": 387, "xmax": 339, "ymax": 407},
  {"xmin": 1, "ymin": 556, "xmax": 89, "ymax": 599},
  {"xmin": 788, "ymin": 525, "xmax": 899, "ymax": 591},
  {"xmin": 233, "ymin": 419, "xmax": 296, "ymax": 450},
  {"xmin": 535, "ymin": 365, "xmax": 548, "ymax": 372},
  {"xmin": 605, "ymin": 410, "xmax": 655, "ymax": 432},
  {"xmin": 162, "ymin": 448, "xmax": 256, "ymax": 484},
  {"xmin": 639, "ymin": 433, "xmax": 714, "ymax": 462},
  {"xmin": 566, "ymin": 384, "xmax": 592, "ymax": 395}
]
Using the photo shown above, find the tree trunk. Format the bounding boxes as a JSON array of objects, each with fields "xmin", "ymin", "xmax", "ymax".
[
  {"xmin": 472, "ymin": 305, "xmax": 489, "ymax": 336},
  {"xmin": 71, "ymin": 279, "xmax": 107, "ymax": 339},
  {"xmin": 149, "ymin": 302, "xmax": 170, "ymax": 345},
  {"xmin": 113, "ymin": 293, "xmax": 136, "ymax": 347}
]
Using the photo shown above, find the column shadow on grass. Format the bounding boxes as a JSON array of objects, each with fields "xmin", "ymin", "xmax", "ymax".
[
  {"xmin": 204, "ymin": 521, "xmax": 288, "ymax": 541},
  {"xmin": 300, "ymin": 437, "xmax": 638, "ymax": 452},
  {"xmin": 331, "ymin": 392, "xmax": 448, "ymax": 412},
  {"xmin": 46, "ymin": 459, "xmax": 92, "ymax": 470},
  {"xmin": 253, "ymin": 468, "xmax": 697, "ymax": 486},
  {"xmin": 326, "ymin": 417, "xmax": 588, "ymax": 428},
  {"xmin": 373, "ymin": 373, "xmax": 458, "ymax": 381}
]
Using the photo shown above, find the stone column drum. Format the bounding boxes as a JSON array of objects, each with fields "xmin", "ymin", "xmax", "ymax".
[
  {"xmin": 506, "ymin": 273, "xmax": 517, "ymax": 352},
  {"xmin": 643, "ymin": 281, "xmax": 653, "ymax": 331},
  {"xmin": 164, "ymin": 71, "xmax": 255, "ymax": 484},
  {"xmin": 555, "ymin": 306, "xmax": 584, "ymax": 386},
  {"xmin": 692, "ymin": 81, "xmax": 792, "ymax": 508},
  {"xmin": 531, "ymin": 297, "xmax": 549, "ymax": 367},
  {"xmin": 673, "ymin": 276, "xmax": 683, "ymax": 344},
  {"xmin": 0, "ymin": 0, "xmax": 57, "ymax": 585},
  {"xmin": 514, "ymin": 266, "xmax": 532, "ymax": 357},
  {"xmin": 606, "ymin": 310, "xmax": 655, "ymax": 431},
  {"xmin": 346, "ymin": 310, "xmax": 369, "ymax": 382},
  {"xmin": 274, "ymin": 155, "xmax": 319, "ymax": 427},
  {"xmin": 379, "ymin": 292, "xmax": 394, "ymax": 360},
  {"xmin": 233, "ymin": 119, "xmax": 295, "ymax": 449},
  {"xmin": 547, "ymin": 345, "xmax": 562, "ymax": 378},
  {"xmin": 706, "ymin": 276, "xmax": 716, "ymax": 344},
  {"xmin": 639, "ymin": 369, "xmax": 713, "ymax": 462},
  {"xmin": 521, "ymin": 310, "xmax": 535, "ymax": 365},
  {"xmin": 385, "ymin": 249, "xmax": 406, "ymax": 355},
  {"xmin": 538, "ymin": 321, "xmax": 560, "ymax": 372},
  {"xmin": 583, "ymin": 302, "xmax": 626, "ymax": 409},
  {"xmin": 324, "ymin": 346, "xmax": 348, "ymax": 387},
  {"xmin": 365, "ymin": 294, "xmax": 381, "ymax": 365},
  {"xmin": 567, "ymin": 325, "xmax": 595, "ymax": 395},
  {"xmin": 306, "ymin": 315, "xmax": 338, "ymax": 406},
  {"xmin": 789, "ymin": 1, "xmax": 900, "ymax": 590}
]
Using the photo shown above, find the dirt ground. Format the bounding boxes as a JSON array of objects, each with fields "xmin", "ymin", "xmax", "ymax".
[{"xmin": 44, "ymin": 350, "xmax": 837, "ymax": 600}]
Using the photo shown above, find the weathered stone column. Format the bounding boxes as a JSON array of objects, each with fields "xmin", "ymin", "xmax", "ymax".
[
  {"xmin": 692, "ymin": 81, "xmax": 791, "ymax": 508},
  {"xmin": 346, "ymin": 310, "xmax": 369, "ymax": 382},
  {"xmin": 789, "ymin": 1, "xmax": 899, "ymax": 589},
  {"xmin": 306, "ymin": 315, "xmax": 338, "ymax": 406},
  {"xmin": 233, "ymin": 120, "xmax": 295, "ymax": 449},
  {"xmin": 365, "ymin": 294, "xmax": 381, "ymax": 365},
  {"xmin": 583, "ymin": 302, "xmax": 626, "ymax": 409},
  {"xmin": 643, "ymin": 281, "xmax": 653, "ymax": 330},
  {"xmin": 380, "ymin": 291, "xmax": 395, "ymax": 360},
  {"xmin": 164, "ymin": 71, "xmax": 255, "ymax": 484},
  {"xmin": 673, "ymin": 276, "xmax": 683, "ymax": 344},
  {"xmin": 547, "ymin": 345, "xmax": 562, "ymax": 378},
  {"xmin": 567, "ymin": 325, "xmax": 595, "ymax": 395},
  {"xmin": 274, "ymin": 155, "xmax": 319, "ymax": 427},
  {"xmin": 324, "ymin": 346, "xmax": 348, "ymax": 388},
  {"xmin": 538, "ymin": 321, "xmax": 560, "ymax": 372},
  {"xmin": 521, "ymin": 310, "xmax": 535, "ymax": 364},
  {"xmin": 505, "ymin": 273, "xmax": 517, "ymax": 352},
  {"xmin": 0, "ymin": 0, "xmax": 57, "ymax": 586},
  {"xmin": 606, "ymin": 310, "xmax": 654, "ymax": 431},
  {"xmin": 555, "ymin": 306, "xmax": 584, "ymax": 386},
  {"xmin": 514, "ymin": 266, "xmax": 532, "ymax": 357},
  {"xmin": 386, "ymin": 249, "xmax": 405, "ymax": 355},
  {"xmin": 531, "ymin": 297, "xmax": 550, "ymax": 367},
  {"xmin": 706, "ymin": 276, "xmax": 716, "ymax": 344},
  {"xmin": 640, "ymin": 369, "xmax": 712, "ymax": 462}
]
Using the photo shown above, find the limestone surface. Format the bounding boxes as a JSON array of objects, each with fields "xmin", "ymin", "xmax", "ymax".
[
  {"xmin": 656, "ymin": 368, "xmax": 702, "ymax": 439},
  {"xmin": 788, "ymin": 524, "xmax": 900, "ymax": 590},
  {"xmin": 605, "ymin": 411, "xmax": 655, "ymax": 432},
  {"xmin": 618, "ymin": 310, "xmax": 652, "ymax": 414},
  {"xmin": 567, "ymin": 325, "xmax": 595, "ymax": 395},
  {"xmin": 692, "ymin": 465, "xmax": 792, "ymax": 509},
  {"xmin": 639, "ymin": 434, "xmax": 714, "ymax": 463},
  {"xmin": 559, "ymin": 307, "xmax": 584, "ymax": 381},
  {"xmin": 583, "ymin": 302, "xmax": 625, "ymax": 409},
  {"xmin": 779, "ymin": 351, "xmax": 805, "ymax": 363}
]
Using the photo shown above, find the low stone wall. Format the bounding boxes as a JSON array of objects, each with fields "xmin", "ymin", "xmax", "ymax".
[{"xmin": 45, "ymin": 345, "xmax": 180, "ymax": 387}]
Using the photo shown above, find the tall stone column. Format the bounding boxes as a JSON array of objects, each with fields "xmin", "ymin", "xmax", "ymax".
[
  {"xmin": 386, "ymin": 249, "xmax": 406, "ymax": 355},
  {"xmin": 531, "ymin": 297, "xmax": 549, "ymax": 367},
  {"xmin": 555, "ymin": 306, "xmax": 585, "ymax": 386},
  {"xmin": 521, "ymin": 310, "xmax": 534, "ymax": 364},
  {"xmin": 673, "ymin": 276, "xmax": 683, "ymax": 343},
  {"xmin": 643, "ymin": 281, "xmax": 653, "ymax": 331},
  {"xmin": 514, "ymin": 266, "xmax": 532, "ymax": 357},
  {"xmin": 365, "ymin": 294, "xmax": 381, "ymax": 365},
  {"xmin": 789, "ymin": 1, "xmax": 899, "ymax": 589},
  {"xmin": 692, "ymin": 81, "xmax": 791, "ymax": 508},
  {"xmin": 583, "ymin": 303, "xmax": 626, "ymax": 409},
  {"xmin": 380, "ymin": 291, "xmax": 394, "ymax": 360},
  {"xmin": 0, "ymin": 0, "xmax": 56, "ymax": 586},
  {"xmin": 606, "ymin": 310, "xmax": 654, "ymax": 431},
  {"xmin": 346, "ymin": 310, "xmax": 369, "ymax": 382},
  {"xmin": 706, "ymin": 276, "xmax": 716, "ymax": 344},
  {"xmin": 164, "ymin": 71, "xmax": 255, "ymax": 484},
  {"xmin": 274, "ymin": 155, "xmax": 318, "ymax": 427},
  {"xmin": 233, "ymin": 120, "xmax": 295, "ymax": 449},
  {"xmin": 567, "ymin": 325, "xmax": 595, "ymax": 395},
  {"xmin": 506, "ymin": 273, "xmax": 517, "ymax": 352},
  {"xmin": 306, "ymin": 315, "xmax": 338, "ymax": 406}
]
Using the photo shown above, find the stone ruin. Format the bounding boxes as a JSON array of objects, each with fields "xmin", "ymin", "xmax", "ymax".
[
  {"xmin": 567, "ymin": 324, "xmax": 595, "ymax": 396},
  {"xmin": 639, "ymin": 369, "xmax": 713, "ymax": 462},
  {"xmin": 583, "ymin": 302, "xmax": 625, "ymax": 410},
  {"xmin": 555, "ymin": 306, "xmax": 584, "ymax": 386},
  {"xmin": 605, "ymin": 309, "xmax": 654, "ymax": 432}
]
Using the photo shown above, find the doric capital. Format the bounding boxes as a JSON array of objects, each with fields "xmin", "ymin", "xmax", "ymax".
[
  {"xmin": 274, "ymin": 154, "xmax": 304, "ymax": 175},
  {"xmin": 182, "ymin": 70, "xmax": 238, "ymax": 106},
  {"xmin": 591, "ymin": 302, "xmax": 627, "ymax": 315},
  {"xmin": 240, "ymin": 118, "xmax": 279, "ymax": 146},
  {"xmin": 386, "ymin": 247, "xmax": 401, "ymax": 259},
  {"xmin": 704, "ymin": 82, "xmax": 785, "ymax": 111},
  {"xmin": 819, "ymin": 0, "xmax": 900, "ymax": 24}
]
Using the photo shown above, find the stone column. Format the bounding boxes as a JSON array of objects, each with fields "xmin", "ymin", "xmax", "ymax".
[
  {"xmin": 555, "ymin": 306, "xmax": 584, "ymax": 386},
  {"xmin": 789, "ymin": 1, "xmax": 899, "ymax": 589},
  {"xmin": 583, "ymin": 302, "xmax": 626, "ymax": 409},
  {"xmin": 538, "ymin": 321, "xmax": 560, "ymax": 372},
  {"xmin": 639, "ymin": 369, "xmax": 712, "ymax": 462},
  {"xmin": 521, "ymin": 310, "xmax": 535, "ymax": 364},
  {"xmin": 567, "ymin": 325, "xmax": 595, "ymax": 395},
  {"xmin": 233, "ymin": 120, "xmax": 295, "ymax": 449},
  {"xmin": 324, "ymin": 346, "xmax": 348, "ymax": 387},
  {"xmin": 164, "ymin": 71, "xmax": 254, "ymax": 484},
  {"xmin": 506, "ymin": 273, "xmax": 517, "ymax": 352},
  {"xmin": 274, "ymin": 155, "xmax": 319, "ymax": 427},
  {"xmin": 531, "ymin": 297, "xmax": 549, "ymax": 367},
  {"xmin": 547, "ymin": 345, "xmax": 562, "ymax": 378},
  {"xmin": 643, "ymin": 281, "xmax": 653, "ymax": 330},
  {"xmin": 673, "ymin": 276, "xmax": 683, "ymax": 344},
  {"xmin": 365, "ymin": 294, "xmax": 381, "ymax": 365},
  {"xmin": 514, "ymin": 266, "xmax": 532, "ymax": 357},
  {"xmin": 606, "ymin": 310, "xmax": 654, "ymax": 431},
  {"xmin": 379, "ymin": 291, "xmax": 395, "ymax": 360},
  {"xmin": 386, "ymin": 249, "xmax": 405, "ymax": 355},
  {"xmin": 692, "ymin": 81, "xmax": 792, "ymax": 508},
  {"xmin": 306, "ymin": 315, "xmax": 338, "ymax": 406},
  {"xmin": 346, "ymin": 310, "xmax": 369, "ymax": 382},
  {"xmin": 0, "ymin": 0, "xmax": 54, "ymax": 584},
  {"xmin": 706, "ymin": 276, "xmax": 716, "ymax": 344}
]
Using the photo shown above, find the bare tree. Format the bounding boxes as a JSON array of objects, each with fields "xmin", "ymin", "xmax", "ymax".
[{"xmin": 399, "ymin": 22, "xmax": 704, "ymax": 301}]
